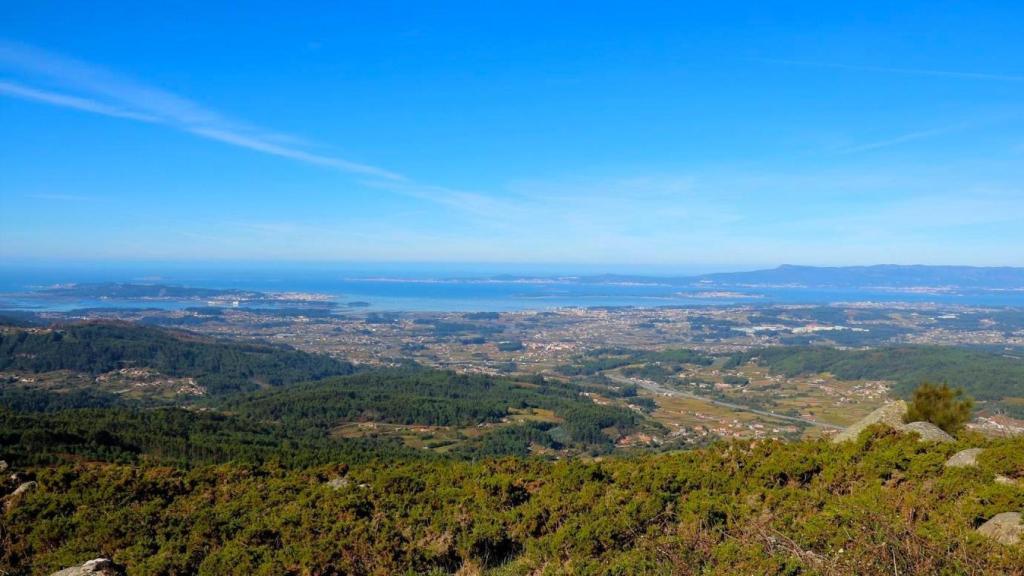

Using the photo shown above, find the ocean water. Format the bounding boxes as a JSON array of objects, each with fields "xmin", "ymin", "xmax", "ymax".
[{"xmin": 1, "ymin": 263, "xmax": 1023, "ymax": 312}]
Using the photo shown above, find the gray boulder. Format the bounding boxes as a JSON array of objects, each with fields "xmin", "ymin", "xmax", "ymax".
[
  {"xmin": 832, "ymin": 400, "xmax": 908, "ymax": 443},
  {"xmin": 50, "ymin": 558, "xmax": 125, "ymax": 576},
  {"xmin": 995, "ymin": 475, "xmax": 1020, "ymax": 487},
  {"xmin": 0, "ymin": 460, "xmax": 7, "ymax": 474},
  {"xmin": 3, "ymin": 480, "xmax": 37, "ymax": 510},
  {"xmin": 10, "ymin": 480, "xmax": 36, "ymax": 496},
  {"xmin": 901, "ymin": 421, "xmax": 955, "ymax": 443},
  {"xmin": 832, "ymin": 400, "xmax": 958, "ymax": 444},
  {"xmin": 945, "ymin": 448, "xmax": 984, "ymax": 468},
  {"xmin": 976, "ymin": 512, "xmax": 1023, "ymax": 546}
]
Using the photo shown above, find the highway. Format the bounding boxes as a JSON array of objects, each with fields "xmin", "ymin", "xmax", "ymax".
[{"xmin": 604, "ymin": 372, "xmax": 843, "ymax": 430}]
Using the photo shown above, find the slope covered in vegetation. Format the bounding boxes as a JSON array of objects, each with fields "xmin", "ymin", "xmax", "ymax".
[
  {"xmin": 0, "ymin": 407, "xmax": 424, "ymax": 468},
  {"xmin": 225, "ymin": 369, "xmax": 644, "ymax": 451},
  {"xmin": 2, "ymin": 427, "xmax": 1022, "ymax": 575},
  {"xmin": 0, "ymin": 368, "xmax": 649, "ymax": 466},
  {"xmin": 0, "ymin": 322, "xmax": 355, "ymax": 396},
  {"xmin": 727, "ymin": 346, "xmax": 1024, "ymax": 417}
]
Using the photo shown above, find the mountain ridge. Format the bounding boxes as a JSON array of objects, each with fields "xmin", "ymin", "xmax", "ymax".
[{"xmin": 574, "ymin": 264, "xmax": 1024, "ymax": 289}]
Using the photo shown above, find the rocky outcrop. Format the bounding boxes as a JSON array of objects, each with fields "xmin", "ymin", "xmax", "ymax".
[
  {"xmin": 50, "ymin": 558, "xmax": 126, "ymax": 576},
  {"xmin": 832, "ymin": 400, "xmax": 955, "ymax": 443},
  {"xmin": 3, "ymin": 480, "xmax": 37, "ymax": 510},
  {"xmin": 326, "ymin": 476, "xmax": 349, "ymax": 489},
  {"xmin": 944, "ymin": 450, "xmax": 1020, "ymax": 485},
  {"xmin": 976, "ymin": 512, "xmax": 1023, "ymax": 546},
  {"xmin": 945, "ymin": 448, "xmax": 984, "ymax": 468},
  {"xmin": 832, "ymin": 400, "xmax": 908, "ymax": 443},
  {"xmin": 10, "ymin": 480, "xmax": 36, "ymax": 496},
  {"xmin": 995, "ymin": 475, "xmax": 1020, "ymax": 487},
  {"xmin": 901, "ymin": 421, "xmax": 955, "ymax": 443}
]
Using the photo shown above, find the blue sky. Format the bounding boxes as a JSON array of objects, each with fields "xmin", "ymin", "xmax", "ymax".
[{"xmin": 1, "ymin": 1, "xmax": 1022, "ymax": 269}]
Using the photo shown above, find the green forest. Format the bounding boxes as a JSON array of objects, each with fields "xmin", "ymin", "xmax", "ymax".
[
  {"xmin": 0, "ymin": 368, "xmax": 646, "ymax": 466},
  {"xmin": 0, "ymin": 322, "xmax": 355, "ymax": 395},
  {"xmin": 726, "ymin": 346, "xmax": 1024, "ymax": 417},
  {"xmin": 0, "ymin": 324, "xmax": 653, "ymax": 467},
  {"xmin": 2, "ymin": 427, "xmax": 1023, "ymax": 575}
]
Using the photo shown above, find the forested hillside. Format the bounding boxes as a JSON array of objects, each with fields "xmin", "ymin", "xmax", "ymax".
[
  {"xmin": 0, "ymin": 322, "xmax": 355, "ymax": 395},
  {"xmin": 225, "ymin": 369, "xmax": 645, "ymax": 452},
  {"xmin": 2, "ymin": 427, "xmax": 1022, "ymax": 575},
  {"xmin": 0, "ymin": 322, "xmax": 656, "ymax": 460},
  {"xmin": 0, "ymin": 407, "xmax": 422, "ymax": 468},
  {"xmin": 0, "ymin": 369, "xmax": 648, "ymax": 467},
  {"xmin": 727, "ymin": 346, "xmax": 1024, "ymax": 417},
  {"xmin": 557, "ymin": 348, "xmax": 714, "ymax": 376}
]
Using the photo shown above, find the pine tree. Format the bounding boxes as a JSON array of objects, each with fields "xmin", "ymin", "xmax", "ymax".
[{"xmin": 904, "ymin": 382, "xmax": 973, "ymax": 434}]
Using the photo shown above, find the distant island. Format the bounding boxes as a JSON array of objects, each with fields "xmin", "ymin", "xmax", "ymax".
[
  {"xmin": 5, "ymin": 266, "xmax": 1024, "ymax": 315},
  {"xmin": 39, "ymin": 282, "xmax": 261, "ymax": 300},
  {"xmin": 30, "ymin": 283, "xmax": 335, "ymax": 307},
  {"xmin": 344, "ymin": 265, "xmax": 1024, "ymax": 291},
  {"xmin": 687, "ymin": 264, "xmax": 1024, "ymax": 289},
  {"xmin": 563, "ymin": 264, "xmax": 1024, "ymax": 290}
]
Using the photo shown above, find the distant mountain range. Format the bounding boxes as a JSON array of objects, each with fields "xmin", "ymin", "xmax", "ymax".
[
  {"xmin": 39, "ymin": 282, "xmax": 261, "ymax": 300},
  {"xmin": 689, "ymin": 265, "xmax": 1024, "ymax": 288},
  {"xmin": 579, "ymin": 265, "xmax": 1024, "ymax": 289}
]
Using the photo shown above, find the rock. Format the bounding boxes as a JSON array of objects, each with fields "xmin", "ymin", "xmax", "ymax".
[
  {"xmin": 976, "ymin": 512, "xmax": 1023, "ymax": 546},
  {"xmin": 945, "ymin": 448, "xmax": 984, "ymax": 467},
  {"xmin": 0, "ymin": 460, "xmax": 7, "ymax": 474},
  {"xmin": 10, "ymin": 480, "xmax": 37, "ymax": 497},
  {"xmin": 50, "ymin": 558, "xmax": 126, "ymax": 576},
  {"xmin": 832, "ymin": 401, "xmax": 958, "ymax": 444},
  {"xmin": 901, "ymin": 421, "xmax": 955, "ymax": 443},
  {"xmin": 995, "ymin": 475, "xmax": 1020, "ymax": 487},
  {"xmin": 832, "ymin": 400, "xmax": 908, "ymax": 443},
  {"xmin": 326, "ymin": 476, "xmax": 349, "ymax": 489},
  {"xmin": 3, "ymin": 480, "xmax": 37, "ymax": 510}
]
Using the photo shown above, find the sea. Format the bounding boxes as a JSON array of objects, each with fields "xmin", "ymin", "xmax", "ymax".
[{"xmin": 2, "ymin": 263, "xmax": 1023, "ymax": 313}]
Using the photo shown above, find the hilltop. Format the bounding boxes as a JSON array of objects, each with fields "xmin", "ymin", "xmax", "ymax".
[
  {"xmin": 0, "ymin": 321, "xmax": 355, "ymax": 402},
  {"xmin": 2, "ymin": 424, "xmax": 1022, "ymax": 575}
]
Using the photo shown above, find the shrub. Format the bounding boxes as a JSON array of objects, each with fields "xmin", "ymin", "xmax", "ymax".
[{"xmin": 904, "ymin": 382, "xmax": 973, "ymax": 434}]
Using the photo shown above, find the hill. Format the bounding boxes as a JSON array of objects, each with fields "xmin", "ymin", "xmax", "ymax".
[
  {"xmin": 0, "ymin": 368, "xmax": 651, "ymax": 466},
  {"xmin": 692, "ymin": 264, "xmax": 1024, "ymax": 288},
  {"xmin": 725, "ymin": 346, "xmax": 1024, "ymax": 418},
  {"xmin": 0, "ymin": 321, "xmax": 657, "ymax": 458},
  {"xmin": 37, "ymin": 282, "xmax": 262, "ymax": 300},
  {"xmin": 0, "ymin": 322, "xmax": 355, "ymax": 398},
  {"xmin": 224, "ymin": 369, "xmax": 646, "ymax": 455},
  {"xmin": 573, "ymin": 265, "xmax": 1024, "ymax": 289},
  {"xmin": 2, "ymin": 426, "xmax": 1022, "ymax": 574}
]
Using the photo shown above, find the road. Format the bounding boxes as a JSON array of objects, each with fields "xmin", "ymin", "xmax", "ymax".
[{"xmin": 605, "ymin": 372, "xmax": 843, "ymax": 430}]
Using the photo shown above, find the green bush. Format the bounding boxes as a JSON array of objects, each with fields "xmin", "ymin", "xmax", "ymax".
[
  {"xmin": 904, "ymin": 382, "xmax": 973, "ymax": 434},
  {"xmin": 4, "ymin": 430, "xmax": 1023, "ymax": 575}
]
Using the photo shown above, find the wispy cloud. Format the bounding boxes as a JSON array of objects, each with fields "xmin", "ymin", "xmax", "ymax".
[
  {"xmin": 0, "ymin": 41, "xmax": 543, "ymax": 220},
  {"xmin": 0, "ymin": 80, "xmax": 159, "ymax": 122},
  {"xmin": 757, "ymin": 57, "xmax": 1024, "ymax": 82},
  {"xmin": 832, "ymin": 124, "xmax": 968, "ymax": 154},
  {"xmin": 0, "ymin": 40, "xmax": 403, "ymax": 181}
]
